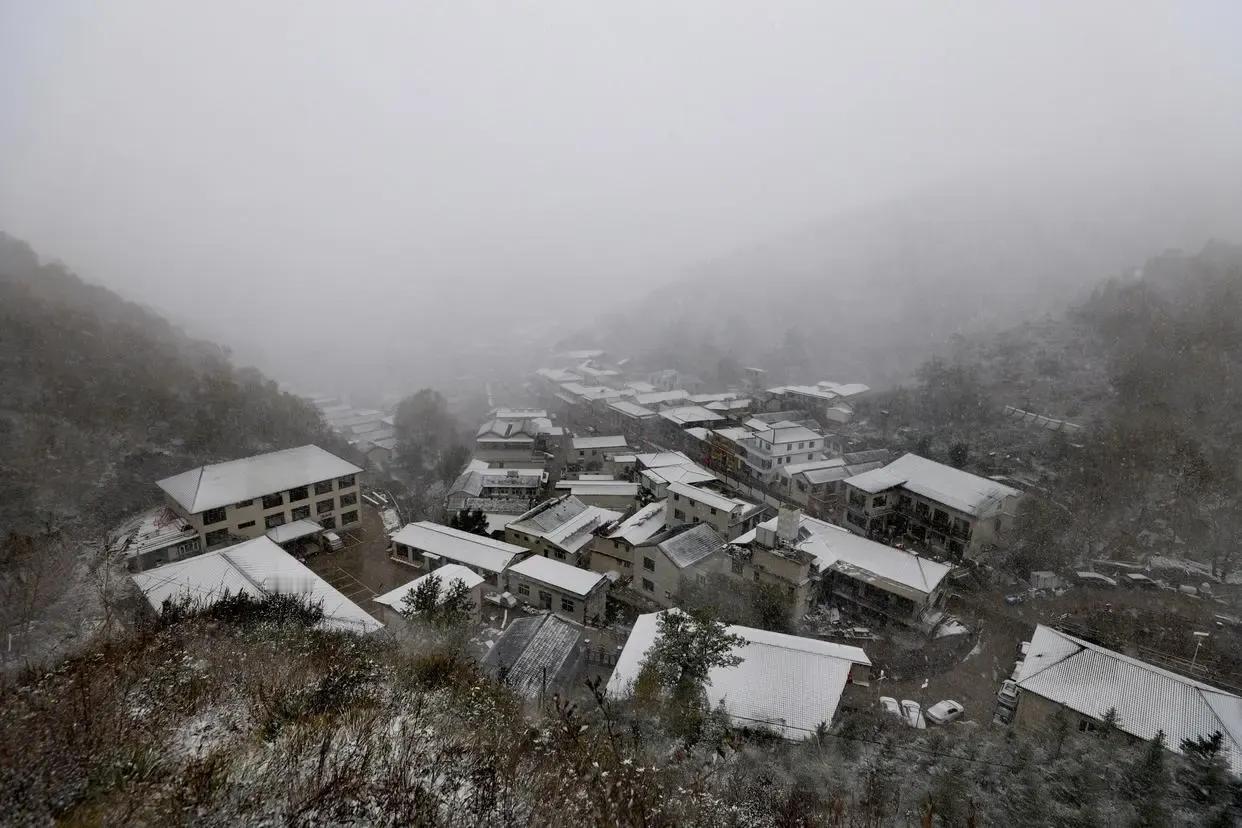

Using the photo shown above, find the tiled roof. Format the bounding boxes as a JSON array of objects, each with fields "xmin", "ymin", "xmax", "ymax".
[{"xmin": 482, "ymin": 613, "xmax": 582, "ymax": 698}]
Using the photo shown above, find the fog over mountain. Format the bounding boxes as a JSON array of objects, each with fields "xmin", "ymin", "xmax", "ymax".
[{"xmin": 2, "ymin": 2, "xmax": 1241, "ymax": 397}]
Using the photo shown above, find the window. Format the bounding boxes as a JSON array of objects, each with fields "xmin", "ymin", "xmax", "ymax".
[
  {"xmin": 753, "ymin": 572, "xmax": 760, "ymax": 582},
  {"xmin": 642, "ymin": 578, "xmax": 654, "ymax": 592},
  {"xmin": 262, "ymin": 493, "xmax": 284, "ymax": 510},
  {"xmin": 265, "ymin": 513, "xmax": 286, "ymax": 529},
  {"xmin": 554, "ymin": 550, "xmax": 566, "ymax": 560},
  {"xmin": 291, "ymin": 505, "xmax": 310, "ymax": 521},
  {"xmin": 340, "ymin": 492, "xmax": 358, "ymax": 507},
  {"xmin": 315, "ymin": 480, "xmax": 333, "ymax": 495},
  {"xmin": 872, "ymin": 495, "xmax": 887, "ymax": 508},
  {"xmin": 320, "ymin": 516, "xmax": 336, "ymax": 530},
  {"xmin": 337, "ymin": 474, "xmax": 356, "ymax": 489},
  {"xmin": 674, "ymin": 509, "xmax": 685, "ymax": 521},
  {"xmin": 643, "ymin": 557, "xmax": 655, "ymax": 572},
  {"xmin": 237, "ymin": 520, "xmax": 256, "ymax": 529},
  {"xmin": 731, "ymin": 559, "xmax": 744, "ymax": 575},
  {"xmin": 1078, "ymin": 720, "xmax": 1098, "ymax": 733},
  {"xmin": 234, "ymin": 499, "xmax": 254, "ymax": 508},
  {"xmin": 620, "ymin": 560, "xmax": 631, "ymax": 568},
  {"xmin": 710, "ymin": 507, "xmax": 717, "ymax": 516},
  {"xmin": 289, "ymin": 486, "xmax": 309, "ymax": 502},
  {"xmin": 340, "ymin": 510, "xmax": 358, "ymax": 525},
  {"xmin": 518, "ymin": 583, "xmax": 530, "ymax": 597},
  {"xmin": 561, "ymin": 597, "xmax": 575, "ymax": 613},
  {"xmin": 915, "ymin": 501, "xmax": 931, "ymax": 519},
  {"xmin": 316, "ymin": 499, "xmax": 334, "ymax": 514},
  {"xmin": 202, "ymin": 507, "xmax": 227, "ymax": 525},
  {"xmin": 205, "ymin": 528, "xmax": 229, "ymax": 548}
]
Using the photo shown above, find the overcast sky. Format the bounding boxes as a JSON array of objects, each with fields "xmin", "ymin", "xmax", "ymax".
[{"xmin": 2, "ymin": 2, "xmax": 1241, "ymax": 390}]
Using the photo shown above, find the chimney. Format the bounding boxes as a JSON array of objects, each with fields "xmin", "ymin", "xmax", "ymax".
[{"xmin": 777, "ymin": 505, "xmax": 801, "ymax": 544}]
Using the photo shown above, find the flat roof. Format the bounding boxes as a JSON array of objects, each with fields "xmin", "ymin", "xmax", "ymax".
[
  {"xmin": 265, "ymin": 518, "xmax": 323, "ymax": 544},
  {"xmin": 509, "ymin": 555, "xmax": 607, "ymax": 596},
  {"xmin": 659, "ymin": 405, "xmax": 725, "ymax": 426},
  {"xmin": 157, "ymin": 445, "xmax": 362, "ymax": 514},
  {"xmin": 571, "ymin": 435, "xmax": 630, "ymax": 450}
]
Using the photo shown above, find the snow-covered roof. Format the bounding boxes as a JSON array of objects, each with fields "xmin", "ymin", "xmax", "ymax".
[
  {"xmin": 633, "ymin": 390, "xmax": 691, "ymax": 406},
  {"xmin": 265, "ymin": 518, "xmax": 323, "ymax": 544},
  {"xmin": 817, "ymin": 381, "xmax": 870, "ymax": 397},
  {"xmin": 492, "ymin": 407, "xmax": 548, "ymax": 419},
  {"xmin": 131, "ymin": 537, "xmax": 381, "ymax": 634},
  {"xmin": 660, "ymin": 405, "xmax": 725, "ymax": 427},
  {"xmin": 389, "ymin": 522, "xmax": 526, "ymax": 574},
  {"xmin": 605, "ymin": 501, "xmax": 668, "ymax": 546},
  {"xmin": 750, "ymin": 424, "xmax": 824, "ymax": 445},
  {"xmin": 449, "ymin": 467, "xmax": 544, "ymax": 497},
  {"xmin": 536, "ymin": 367, "xmax": 582, "ymax": 383},
  {"xmin": 608, "ymin": 400, "xmax": 658, "ymax": 419},
  {"xmin": 844, "ymin": 453, "xmax": 1022, "ymax": 516},
  {"xmin": 373, "ymin": 564, "xmax": 485, "ymax": 612},
  {"xmin": 608, "ymin": 611, "xmax": 870, "ymax": 739},
  {"xmin": 667, "ymin": 481, "xmax": 754, "ymax": 514},
  {"xmin": 571, "ymin": 435, "xmax": 629, "ymax": 451},
  {"xmin": 652, "ymin": 523, "xmax": 725, "ymax": 569},
  {"xmin": 632, "ymin": 451, "xmax": 696, "ymax": 469},
  {"xmin": 157, "ymin": 445, "xmax": 362, "ymax": 514},
  {"xmin": 624, "ymin": 381, "xmax": 657, "ymax": 393},
  {"xmin": 555, "ymin": 481, "xmax": 640, "ymax": 498},
  {"xmin": 509, "ymin": 555, "xmax": 608, "ymax": 596},
  {"xmin": 1018, "ymin": 625, "xmax": 1242, "ymax": 774},
  {"xmin": 761, "ymin": 514, "xmax": 951, "ymax": 601},
  {"xmin": 640, "ymin": 464, "xmax": 718, "ymax": 489},
  {"xmin": 507, "ymin": 496, "xmax": 623, "ymax": 554},
  {"xmin": 706, "ymin": 397, "xmax": 752, "ymax": 412},
  {"xmin": 108, "ymin": 506, "xmax": 197, "ymax": 558}
]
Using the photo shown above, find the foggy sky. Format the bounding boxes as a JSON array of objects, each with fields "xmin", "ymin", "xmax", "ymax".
[{"xmin": 2, "ymin": 2, "xmax": 1241, "ymax": 394}]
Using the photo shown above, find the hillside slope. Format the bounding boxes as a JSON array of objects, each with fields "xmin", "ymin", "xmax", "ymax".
[
  {"xmin": 592, "ymin": 171, "xmax": 1242, "ymax": 386},
  {"xmin": 0, "ymin": 233, "xmax": 345, "ymax": 537}
]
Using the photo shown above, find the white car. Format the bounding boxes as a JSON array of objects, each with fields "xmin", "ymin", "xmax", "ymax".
[
  {"xmin": 322, "ymin": 531, "xmax": 344, "ymax": 551},
  {"xmin": 900, "ymin": 699, "xmax": 926, "ymax": 729},
  {"xmin": 926, "ymin": 700, "xmax": 964, "ymax": 725},
  {"xmin": 997, "ymin": 680, "xmax": 1019, "ymax": 707},
  {"xmin": 879, "ymin": 696, "xmax": 901, "ymax": 720}
]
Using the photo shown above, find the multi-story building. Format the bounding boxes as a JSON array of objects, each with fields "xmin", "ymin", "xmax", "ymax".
[
  {"xmin": 475, "ymin": 416, "xmax": 564, "ymax": 468},
  {"xmin": 776, "ymin": 449, "xmax": 890, "ymax": 517},
  {"xmin": 736, "ymin": 422, "xmax": 829, "ymax": 483},
  {"xmin": 156, "ymin": 445, "xmax": 363, "ymax": 553},
  {"xmin": 568, "ymin": 435, "xmax": 630, "ymax": 470},
  {"xmin": 506, "ymin": 555, "xmax": 610, "ymax": 625},
  {"xmin": 445, "ymin": 464, "xmax": 545, "ymax": 515},
  {"xmin": 630, "ymin": 523, "xmax": 726, "ymax": 607},
  {"xmin": 841, "ymin": 453, "xmax": 1022, "ymax": 561},
  {"xmin": 666, "ymin": 481, "xmax": 765, "ymax": 540},
  {"xmin": 589, "ymin": 501, "xmax": 668, "ymax": 577},
  {"xmin": 726, "ymin": 507, "xmax": 820, "ymax": 617}
]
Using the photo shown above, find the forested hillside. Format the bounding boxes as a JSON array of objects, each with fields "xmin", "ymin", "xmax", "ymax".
[
  {"xmin": 0, "ymin": 233, "xmax": 344, "ymax": 536},
  {"xmin": 870, "ymin": 242, "xmax": 1242, "ymax": 579}
]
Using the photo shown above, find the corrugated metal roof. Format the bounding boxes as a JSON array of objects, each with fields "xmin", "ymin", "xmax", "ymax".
[
  {"xmin": 1018, "ymin": 625, "xmax": 1242, "ymax": 773},
  {"xmin": 483, "ymin": 614, "xmax": 582, "ymax": 698},
  {"xmin": 655, "ymin": 523, "xmax": 724, "ymax": 569},
  {"xmin": 372, "ymin": 564, "xmax": 484, "ymax": 611}
]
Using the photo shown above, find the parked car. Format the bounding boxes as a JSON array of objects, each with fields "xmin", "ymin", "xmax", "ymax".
[
  {"xmin": 879, "ymin": 696, "xmax": 902, "ymax": 720},
  {"xmin": 322, "ymin": 531, "xmax": 344, "ymax": 551},
  {"xmin": 900, "ymin": 699, "xmax": 926, "ymax": 729},
  {"xmin": 993, "ymin": 705, "xmax": 1015, "ymax": 725},
  {"xmin": 926, "ymin": 700, "xmax": 965, "ymax": 725},
  {"xmin": 1003, "ymin": 593, "xmax": 1026, "ymax": 605},
  {"xmin": 997, "ymin": 680, "xmax": 1020, "ymax": 707}
]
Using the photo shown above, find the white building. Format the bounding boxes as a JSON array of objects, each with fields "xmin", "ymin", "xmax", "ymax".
[
  {"xmin": 505, "ymin": 495, "xmax": 623, "ymax": 565},
  {"xmin": 608, "ymin": 611, "xmax": 871, "ymax": 739},
  {"xmin": 666, "ymin": 481, "xmax": 765, "ymax": 540},
  {"xmin": 506, "ymin": 555, "xmax": 610, "ymax": 624},
  {"xmin": 131, "ymin": 536, "xmax": 382, "ymax": 634},
  {"xmin": 156, "ymin": 445, "xmax": 363, "ymax": 552}
]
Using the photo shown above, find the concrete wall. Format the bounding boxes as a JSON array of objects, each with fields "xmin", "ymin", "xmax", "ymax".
[{"xmin": 506, "ymin": 572, "xmax": 607, "ymax": 625}]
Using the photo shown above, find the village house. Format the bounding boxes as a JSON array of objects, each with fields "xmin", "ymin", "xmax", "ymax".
[
  {"xmin": 445, "ymin": 464, "xmax": 545, "ymax": 515},
  {"xmin": 608, "ymin": 611, "xmax": 872, "ymax": 739},
  {"xmin": 629, "ymin": 523, "xmax": 726, "ymax": 606},
  {"xmin": 589, "ymin": 500, "xmax": 668, "ymax": 577},
  {"xmin": 730, "ymin": 509, "xmax": 952, "ymax": 628},
  {"xmin": 568, "ymin": 434, "xmax": 630, "ymax": 470},
  {"xmin": 736, "ymin": 422, "xmax": 830, "ymax": 483},
  {"xmin": 604, "ymin": 400, "xmax": 658, "ymax": 438},
  {"xmin": 666, "ymin": 480, "xmax": 766, "ymax": 540},
  {"xmin": 156, "ymin": 445, "xmax": 363, "ymax": 553},
  {"xmin": 371, "ymin": 563, "xmax": 486, "ymax": 625},
  {"xmin": 475, "ymin": 416, "xmax": 563, "ymax": 469},
  {"xmin": 776, "ymin": 449, "xmax": 890, "ymax": 517},
  {"xmin": 506, "ymin": 555, "xmax": 610, "ymax": 625},
  {"xmin": 481, "ymin": 613, "xmax": 585, "ymax": 699},
  {"xmin": 505, "ymin": 495, "xmax": 623, "ymax": 565},
  {"xmin": 638, "ymin": 458, "xmax": 718, "ymax": 499},
  {"xmin": 389, "ymin": 521, "xmax": 528, "ymax": 588},
  {"xmin": 131, "ymin": 536, "xmax": 382, "ymax": 634},
  {"xmin": 841, "ymin": 453, "xmax": 1023, "ymax": 560},
  {"xmin": 1014, "ymin": 625, "xmax": 1242, "ymax": 774}
]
